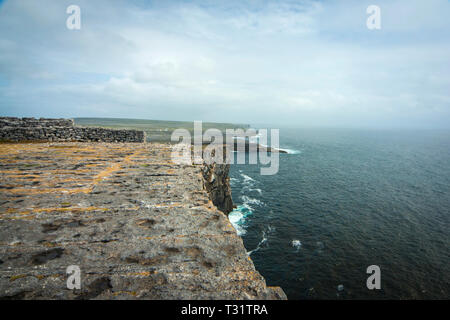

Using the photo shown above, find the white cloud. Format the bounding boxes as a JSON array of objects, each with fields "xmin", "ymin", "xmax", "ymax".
[{"xmin": 0, "ymin": 0, "xmax": 449, "ymax": 128}]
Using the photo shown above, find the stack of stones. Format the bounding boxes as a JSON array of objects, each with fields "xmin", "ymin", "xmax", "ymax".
[{"xmin": 0, "ymin": 117, "xmax": 145, "ymax": 143}]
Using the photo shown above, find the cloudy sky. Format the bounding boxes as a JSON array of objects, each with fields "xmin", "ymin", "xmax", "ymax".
[{"xmin": 0, "ymin": 0, "xmax": 449, "ymax": 128}]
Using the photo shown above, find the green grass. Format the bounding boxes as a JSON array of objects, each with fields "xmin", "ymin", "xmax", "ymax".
[{"xmin": 74, "ymin": 117, "xmax": 249, "ymax": 142}]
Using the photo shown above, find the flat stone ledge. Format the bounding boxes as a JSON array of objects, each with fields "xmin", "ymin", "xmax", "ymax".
[{"xmin": 0, "ymin": 142, "xmax": 286, "ymax": 300}]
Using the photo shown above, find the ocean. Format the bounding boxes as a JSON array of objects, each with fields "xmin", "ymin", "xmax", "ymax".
[{"xmin": 228, "ymin": 128, "xmax": 450, "ymax": 299}]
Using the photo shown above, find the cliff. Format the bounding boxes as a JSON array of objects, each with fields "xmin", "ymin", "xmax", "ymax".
[
  {"xmin": 202, "ymin": 163, "xmax": 234, "ymax": 214},
  {"xmin": 0, "ymin": 142, "xmax": 286, "ymax": 299}
]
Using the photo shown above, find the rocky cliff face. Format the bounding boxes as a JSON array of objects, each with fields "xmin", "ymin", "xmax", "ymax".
[{"xmin": 202, "ymin": 163, "xmax": 234, "ymax": 215}]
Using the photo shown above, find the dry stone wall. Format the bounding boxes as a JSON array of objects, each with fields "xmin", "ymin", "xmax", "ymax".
[{"xmin": 0, "ymin": 117, "xmax": 145, "ymax": 143}]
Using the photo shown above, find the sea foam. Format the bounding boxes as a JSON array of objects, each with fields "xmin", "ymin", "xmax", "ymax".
[
  {"xmin": 228, "ymin": 204, "xmax": 253, "ymax": 236},
  {"xmin": 292, "ymin": 240, "xmax": 302, "ymax": 251}
]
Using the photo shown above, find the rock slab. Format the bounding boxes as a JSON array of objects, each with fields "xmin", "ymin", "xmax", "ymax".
[{"xmin": 0, "ymin": 142, "xmax": 286, "ymax": 300}]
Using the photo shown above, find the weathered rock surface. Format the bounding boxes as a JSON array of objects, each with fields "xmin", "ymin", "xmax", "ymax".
[{"xmin": 0, "ymin": 142, "xmax": 286, "ymax": 300}]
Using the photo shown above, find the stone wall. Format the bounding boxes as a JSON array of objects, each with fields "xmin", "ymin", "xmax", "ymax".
[
  {"xmin": 0, "ymin": 117, "xmax": 74, "ymax": 128},
  {"xmin": 0, "ymin": 117, "xmax": 145, "ymax": 143}
]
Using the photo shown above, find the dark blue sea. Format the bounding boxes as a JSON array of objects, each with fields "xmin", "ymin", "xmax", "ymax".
[{"xmin": 228, "ymin": 128, "xmax": 450, "ymax": 299}]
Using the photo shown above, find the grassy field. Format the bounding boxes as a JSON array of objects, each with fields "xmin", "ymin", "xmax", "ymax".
[{"xmin": 74, "ymin": 118, "xmax": 250, "ymax": 142}]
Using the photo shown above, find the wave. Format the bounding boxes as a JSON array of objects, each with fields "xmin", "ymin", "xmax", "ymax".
[
  {"xmin": 228, "ymin": 190, "xmax": 264, "ymax": 236},
  {"xmin": 242, "ymin": 186, "xmax": 262, "ymax": 195},
  {"xmin": 229, "ymin": 177, "xmax": 239, "ymax": 186},
  {"xmin": 248, "ymin": 226, "xmax": 275, "ymax": 256},
  {"xmin": 229, "ymin": 169, "xmax": 267, "ymax": 236},
  {"xmin": 247, "ymin": 235, "xmax": 267, "ymax": 256},
  {"xmin": 229, "ymin": 171, "xmax": 265, "ymax": 237},
  {"xmin": 240, "ymin": 173, "xmax": 255, "ymax": 184},
  {"xmin": 228, "ymin": 204, "xmax": 253, "ymax": 236},
  {"xmin": 279, "ymin": 148, "xmax": 301, "ymax": 154},
  {"xmin": 241, "ymin": 195, "xmax": 263, "ymax": 206}
]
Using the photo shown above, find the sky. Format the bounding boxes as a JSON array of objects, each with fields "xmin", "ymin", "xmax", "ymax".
[{"xmin": 0, "ymin": 0, "xmax": 449, "ymax": 128}]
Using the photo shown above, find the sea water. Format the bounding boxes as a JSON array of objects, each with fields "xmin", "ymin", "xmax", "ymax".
[{"xmin": 228, "ymin": 128, "xmax": 450, "ymax": 299}]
